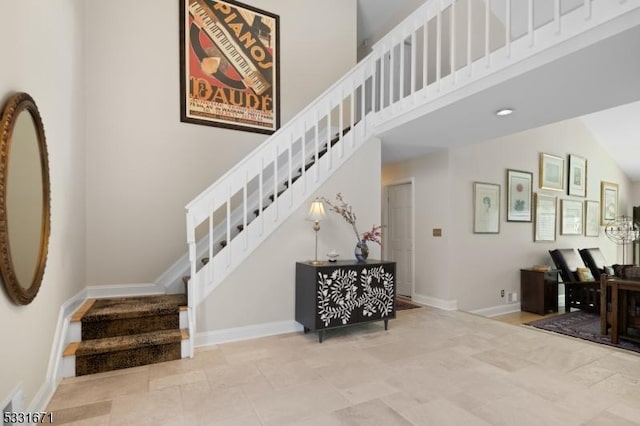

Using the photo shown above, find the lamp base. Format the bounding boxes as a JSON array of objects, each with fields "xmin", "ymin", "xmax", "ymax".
[{"xmin": 309, "ymin": 260, "xmax": 324, "ymax": 265}]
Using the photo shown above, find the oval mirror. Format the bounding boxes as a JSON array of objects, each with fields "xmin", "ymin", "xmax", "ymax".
[{"xmin": 0, "ymin": 92, "xmax": 50, "ymax": 305}]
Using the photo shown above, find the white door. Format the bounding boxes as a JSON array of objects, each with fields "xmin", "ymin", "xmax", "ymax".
[{"xmin": 387, "ymin": 183, "xmax": 413, "ymax": 297}]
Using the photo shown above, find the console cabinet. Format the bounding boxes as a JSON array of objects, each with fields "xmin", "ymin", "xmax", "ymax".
[
  {"xmin": 295, "ymin": 260, "xmax": 396, "ymax": 342},
  {"xmin": 520, "ymin": 268, "xmax": 559, "ymax": 315}
]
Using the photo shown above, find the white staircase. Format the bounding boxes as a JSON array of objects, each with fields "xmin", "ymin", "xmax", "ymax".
[{"xmin": 182, "ymin": 0, "xmax": 640, "ymax": 355}]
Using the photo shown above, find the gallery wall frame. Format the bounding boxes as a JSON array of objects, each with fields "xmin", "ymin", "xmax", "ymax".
[
  {"xmin": 473, "ymin": 182, "xmax": 500, "ymax": 234},
  {"xmin": 506, "ymin": 169, "xmax": 532, "ymax": 222},
  {"xmin": 560, "ymin": 199, "xmax": 583, "ymax": 235},
  {"xmin": 600, "ymin": 181, "xmax": 618, "ymax": 225},
  {"xmin": 585, "ymin": 200, "xmax": 600, "ymax": 237},
  {"xmin": 534, "ymin": 193, "xmax": 557, "ymax": 242},
  {"xmin": 179, "ymin": 0, "xmax": 280, "ymax": 134},
  {"xmin": 567, "ymin": 154, "xmax": 587, "ymax": 197},
  {"xmin": 539, "ymin": 153, "xmax": 565, "ymax": 192}
]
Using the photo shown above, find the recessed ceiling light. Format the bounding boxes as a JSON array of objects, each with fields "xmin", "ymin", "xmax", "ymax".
[{"xmin": 496, "ymin": 108, "xmax": 514, "ymax": 116}]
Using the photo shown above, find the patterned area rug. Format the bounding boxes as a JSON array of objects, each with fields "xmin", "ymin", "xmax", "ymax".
[
  {"xmin": 395, "ymin": 298, "xmax": 421, "ymax": 311},
  {"xmin": 526, "ymin": 311, "xmax": 640, "ymax": 354}
]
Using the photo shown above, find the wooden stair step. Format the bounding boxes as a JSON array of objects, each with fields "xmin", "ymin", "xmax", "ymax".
[
  {"xmin": 72, "ymin": 329, "xmax": 187, "ymax": 376},
  {"xmin": 80, "ymin": 294, "xmax": 186, "ymax": 323},
  {"xmin": 75, "ymin": 329, "xmax": 184, "ymax": 357}
]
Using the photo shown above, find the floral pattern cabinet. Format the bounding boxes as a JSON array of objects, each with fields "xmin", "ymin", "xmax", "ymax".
[{"xmin": 295, "ymin": 260, "xmax": 396, "ymax": 342}]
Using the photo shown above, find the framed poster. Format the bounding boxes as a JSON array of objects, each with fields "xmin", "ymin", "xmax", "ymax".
[
  {"xmin": 600, "ymin": 181, "xmax": 618, "ymax": 225},
  {"xmin": 506, "ymin": 169, "xmax": 532, "ymax": 222},
  {"xmin": 585, "ymin": 200, "xmax": 600, "ymax": 237},
  {"xmin": 560, "ymin": 199, "xmax": 583, "ymax": 235},
  {"xmin": 534, "ymin": 193, "xmax": 557, "ymax": 242},
  {"xmin": 539, "ymin": 153, "xmax": 564, "ymax": 191},
  {"xmin": 473, "ymin": 182, "xmax": 500, "ymax": 234},
  {"xmin": 179, "ymin": 0, "xmax": 280, "ymax": 134},
  {"xmin": 567, "ymin": 154, "xmax": 587, "ymax": 197}
]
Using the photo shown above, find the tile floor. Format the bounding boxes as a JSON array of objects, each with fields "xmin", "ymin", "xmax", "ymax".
[{"xmin": 46, "ymin": 306, "xmax": 640, "ymax": 425}]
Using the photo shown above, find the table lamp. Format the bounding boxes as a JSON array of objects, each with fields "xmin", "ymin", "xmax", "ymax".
[{"xmin": 307, "ymin": 199, "xmax": 326, "ymax": 264}]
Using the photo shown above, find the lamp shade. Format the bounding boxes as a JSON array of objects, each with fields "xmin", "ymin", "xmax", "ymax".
[{"xmin": 307, "ymin": 199, "xmax": 326, "ymax": 221}]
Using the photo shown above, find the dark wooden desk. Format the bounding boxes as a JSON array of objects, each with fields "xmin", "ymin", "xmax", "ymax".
[
  {"xmin": 600, "ymin": 276, "xmax": 640, "ymax": 344},
  {"xmin": 295, "ymin": 260, "xmax": 396, "ymax": 342}
]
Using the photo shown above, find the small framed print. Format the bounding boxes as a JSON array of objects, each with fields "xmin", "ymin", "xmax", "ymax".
[
  {"xmin": 585, "ymin": 200, "xmax": 600, "ymax": 237},
  {"xmin": 600, "ymin": 181, "xmax": 618, "ymax": 225},
  {"xmin": 473, "ymin": 182, "xmax": 500, "ymax": 234},
  {"xmin": 534, "ymin": 193, "xmax": 557, "ymax": 242},
  {"xmin": 567, "ymin": 154, "xmax": 587, "ymax": 197},
  {"xmin": 506, "ymin": 169, "xmax": 532, "ymax": 222},
  {"xmin": 561, "ymin": 199, "xmax": 583, "ymax": 235},
  {"xmin": 539, "ymin": 153, "xmax": 564, "ymax": 191}
]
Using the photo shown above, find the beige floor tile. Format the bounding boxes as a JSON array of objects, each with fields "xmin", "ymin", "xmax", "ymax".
[
  {"xmin": 204, "ymin": 362, "xmax": 268, "ymax": 390},
  {"xmin": 65, "ymin": 414, "xmax": 111, "ymax": 426},
  {"xmin": 48, "ymin": 401, "xmax": 111, "ymax": 425},
  {"xmin": 41, "ymin": 308, "xmax": 640, "ymax": 425},
  {"xmin": 47, "ymin": 371, "xmax": 149, "ymax": 411},
  {"xmin": 583, "ymin": 412, "xmax": 640, "ymax": 426},
  {"xmin": 180, "ymin": 385, "xmax": 255, "ymax": 425},
  {"xmin": 606, "ymin": 402, "xmax": 640, "ymax": 424},
  {"xmin": 248, "ymin": 381, "xmax": 350, "ymax": 426},
  {"xmin": 257, "ymin": 358, "xmax": 323, "ymax": 389},
  {"xmin": 401, "ymin": 398, "xmax": 492, "ymax": 426},
  {"xmin": 109, "ymin": 387, "xmax": 183, "ymax": 426},
  {"xmin": 150, "ymin": 369, "xmax": 207, "ymax": 391},
  {"xmin": 329, "ymin": 399, "xmax": 413, "ymax": 425},
  {"xmin": 339, "ymin": 380, "xmax": 399, "ymax": 405}
]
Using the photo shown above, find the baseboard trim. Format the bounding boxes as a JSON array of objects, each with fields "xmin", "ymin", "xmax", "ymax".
[
  {"xmin": 412, "ymin": 294, "xmax": 458, "ymax": 311},
  {"xmin": 86, "ymin": 283, "xmax": 164, "ymax": 299},
  {"xmin": 470, "ymin": 303, "xmax": 522, "ymax": 317},
  {"xmin": 27, "ymin": 288, "xmax": 87, "ymax": 411},
  {"xmin": 195, "ymin": 320, "xmax": 302, "ymax": 347}
]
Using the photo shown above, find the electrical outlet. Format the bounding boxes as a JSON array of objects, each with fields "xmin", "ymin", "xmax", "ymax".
[
  {"xmin": 507, "ymin": 292, "xmax": 518, "ymax": 303},
  {"xmin": 500, "ymin": 289, "xmax": 505, "ymax": 298}
]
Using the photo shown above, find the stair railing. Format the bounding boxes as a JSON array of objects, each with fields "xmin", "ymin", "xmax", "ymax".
[{"xmin": 184, "ymin": 0, "xmax": 638, "ymax": 354}]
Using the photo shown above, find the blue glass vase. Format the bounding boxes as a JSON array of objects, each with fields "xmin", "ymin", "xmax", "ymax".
[{"xmin": 355, "ymin": 240, "xmax": 369, "ymax": 262}]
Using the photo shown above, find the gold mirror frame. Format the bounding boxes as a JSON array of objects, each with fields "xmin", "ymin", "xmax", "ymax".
[{"xmin": 0, "ymin": 92, "xmax": 51, "ymax": 305}]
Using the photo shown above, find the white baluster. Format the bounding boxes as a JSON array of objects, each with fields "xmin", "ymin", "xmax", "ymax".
[
  {"xmin": 436, "ymin": 3, "xmax": 442, "ymax": 90},
  {"xmin": 451, "ymin": 0, "xmax": 456, "ymax": 82},
  {"xmin": 584, "ymin": 0, "xmax": 592, "ymax": 20},
  {"xmin": 528, "ymin": 0, "xmax": 534, "ymax": 47},
  {"xmin": 273, "ymin": 145, "xmax": 278, "ymax": 221},
  {"xmin": 424, "ymin": 10, "xmax": 429, "ymax": 90},
  {"xmin": 485, "ymin": 0, "xmax": 491, "ymax": 67},
  {"xmin": 505, "ymin": 0, "xmax": 511, "ymax": 59},
  {"xmin": 226, "ymin": 185, "xmax": 231, "ymax": 267}
]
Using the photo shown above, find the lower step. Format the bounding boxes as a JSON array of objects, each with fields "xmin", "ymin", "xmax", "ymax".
[{"xmin": 65, "ymin": 329, "xmax": 188, "ymax": 376}]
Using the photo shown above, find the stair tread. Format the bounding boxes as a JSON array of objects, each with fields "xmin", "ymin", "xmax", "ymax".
[
  {"xmin": 81, "ymin": 294, "xmax": 187, "ymax": 323},
  {"xmin": 75, "ymin": 329, "xmax": 184, "ymax": 357},
  {"xmin": 71, "ymin": 299, "xmax": 97, "ymax": 322}
]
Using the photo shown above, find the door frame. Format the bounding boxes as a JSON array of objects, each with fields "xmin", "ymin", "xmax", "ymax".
[{"xmin": 383, "ymin": 178, "xmax": 415, "ymax": 299}]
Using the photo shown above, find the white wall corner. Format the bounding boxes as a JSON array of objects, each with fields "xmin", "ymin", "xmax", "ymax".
[
  {"xmin": 195, "ymin": 321, "xmax": 303, "ymax": 348},
  {"xmin": 412, "ymin": 294, "xmax": 458, "ymax": 311},
  {"xmin": 469, "ymin": 303, "xmax": 522, "ymax": 318}
]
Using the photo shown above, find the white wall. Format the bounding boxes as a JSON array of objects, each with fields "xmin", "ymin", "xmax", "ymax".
[
  {"xmin": 198, "ymin": 138, "xmax": 381, "ymax": 331},
  {"xmin": 84, "ymin": 0, "xmax": 358, "ymax": 286},
  {"xmin": 0, "ymin": 0, "xmax": 86, "ymax": 410},
  {"xmin": 382, "ymin": 149, "xmax": 454, "ymax": 305},
  {"xmin": 383, "ymin": 117, "xmax": 632, "ymax": 313}
]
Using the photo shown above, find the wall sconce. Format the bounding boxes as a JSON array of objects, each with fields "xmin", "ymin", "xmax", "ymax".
[{"xmin": 307, "ymin": 199, "xmax": 326, "ymax": 265}]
